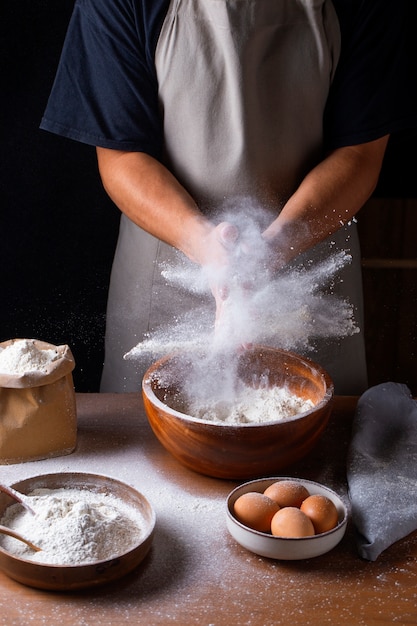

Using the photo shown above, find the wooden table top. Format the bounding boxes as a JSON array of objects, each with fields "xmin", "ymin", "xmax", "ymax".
[{"xmin": 0, "ymin": 393, "xmax": 416, "ymax": 626}]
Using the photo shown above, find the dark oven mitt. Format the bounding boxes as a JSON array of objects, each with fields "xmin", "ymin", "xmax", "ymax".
[{"xmin": 346, "ymin": 382, "xmax": 417, "ymax": 561}]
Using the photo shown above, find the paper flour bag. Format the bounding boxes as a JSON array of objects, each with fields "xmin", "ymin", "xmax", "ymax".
[{"xmin": 0, "ymin": 338, "xmax": 77, "ymax": 463}]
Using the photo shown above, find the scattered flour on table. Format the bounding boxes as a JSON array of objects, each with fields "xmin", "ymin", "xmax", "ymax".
[
  {"xmin": 0, "ymin": 339, "xmax": 59, "ymax": 374},
  {"xmin": 0, "ymin": 488, "xmax": 146, "ymax": 565},
  {"xmin": 171, "ymin": 384, "xmax": 314, "ymax": 424}
]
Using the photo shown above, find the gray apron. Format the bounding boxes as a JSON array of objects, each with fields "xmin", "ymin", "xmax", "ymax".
[{"xmin": 100, "ymin": 0, "xmax": 368, "ymax": 394}]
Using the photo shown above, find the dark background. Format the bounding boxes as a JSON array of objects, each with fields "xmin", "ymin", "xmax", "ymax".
[
  {"xmin": 1, "ymin": 1, "xmax": 120, "ymax": 391},
  {"xmin": 1, "ymin": 1, "xmax": 416, "ymax": 392}
]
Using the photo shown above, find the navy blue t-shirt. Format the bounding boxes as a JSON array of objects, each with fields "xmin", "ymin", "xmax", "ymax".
[{"xmin": 40, "ymin": 0, "xmax": 416, "ymax": 158}]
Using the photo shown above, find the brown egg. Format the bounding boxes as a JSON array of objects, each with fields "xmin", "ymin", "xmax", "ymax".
[
  {"xmin": 270, "ymin": 506, "xmax": 315, "ymax": 538},
  {"xmin": 233, "ymin": 492, "xmax": 280, "ymax": 532},
  {"xmin": 263, "ymin": 480, "xmax": 310, "ymax": 508},
  {"xmin": 300, "ymin": 494, "xmax": 339, "ymax": 534}
]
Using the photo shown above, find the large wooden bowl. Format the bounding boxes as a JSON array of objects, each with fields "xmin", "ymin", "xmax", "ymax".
[
  {"xmin": 142, "ymin": 346, "xmax": 334, "ymax": 480},
  {"xmin": 0, "ymin": 472, "xmax": 156, "ymax": 590}
]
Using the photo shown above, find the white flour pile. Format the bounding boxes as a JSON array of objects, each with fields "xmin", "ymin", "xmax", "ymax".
[
  {"xmin": 172, "ymin": 384, "xmax": 314, "ymax": 424},
  {"xmin": 0, "ymin": 488, "xmax": 146, "ymax": 565},
  {"xmin": 0, "ymin": 339, "xmax": 59, "ymax": 375}
]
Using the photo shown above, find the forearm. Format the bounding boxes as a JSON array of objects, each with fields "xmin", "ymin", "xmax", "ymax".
[
  {"xmin": 263, "ymin": 136, "xmax": 390, "ymax": 266},
  {"xmin": 96, "ymin": 148, "xmax": 213, "ymax": 264}
]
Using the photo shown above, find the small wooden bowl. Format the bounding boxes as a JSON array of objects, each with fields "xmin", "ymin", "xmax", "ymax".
[
  {"xmin": 0, "ymin": 472, "xmax": 156, "ymax": 590},
  {"xmin": 142, "ymin": 346, "xmax": 334, "ymax": 480}
]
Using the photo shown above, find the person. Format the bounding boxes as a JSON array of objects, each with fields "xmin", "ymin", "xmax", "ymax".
[{"xmin": 40, "ymin": 0, "xmax": 416, "ymax": 394}]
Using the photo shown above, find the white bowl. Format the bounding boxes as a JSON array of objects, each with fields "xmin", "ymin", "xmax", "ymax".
[{"xmin": 226, "ymin": 477, "xmax": 347, "ymax": 560}]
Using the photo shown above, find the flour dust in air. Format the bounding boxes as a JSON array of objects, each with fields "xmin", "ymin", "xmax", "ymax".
[{"xmin": 124, "ymin": 206, "xmax": 358, "ymax": 421}]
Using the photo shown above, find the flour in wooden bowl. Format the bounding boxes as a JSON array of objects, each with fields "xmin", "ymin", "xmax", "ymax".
[
  {"xmin": 0, "ymin": 488, "xmax": 147, "ymax": 565},
  {"xmin": 172, "ymin": 385, "xmax": 314, "ymax": 424}
]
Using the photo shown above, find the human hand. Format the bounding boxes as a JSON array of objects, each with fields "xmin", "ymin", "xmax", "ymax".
[
  {"xmin": 201, "ymin": 221, "xmax": 239, "ymax": 326},
  {"xmin": 204, "ymin": 220, "xmax": 269, "ymax": 351}
]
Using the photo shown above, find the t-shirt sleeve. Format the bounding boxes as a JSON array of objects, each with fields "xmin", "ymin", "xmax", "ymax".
[
  {"xmin": 40, "ymin": 0, "xmax": 164, "ymax": 157},
  {"xmin": 324, "ymin": 0, "xmax": 417, "ymax": 149}
]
